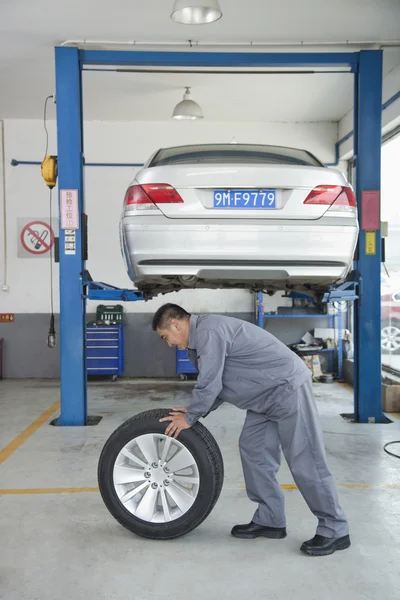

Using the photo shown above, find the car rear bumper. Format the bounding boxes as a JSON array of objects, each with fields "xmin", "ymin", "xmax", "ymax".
[{"xmin": 121, "ymin": 216, "xmax": 358, "ymax": 283}]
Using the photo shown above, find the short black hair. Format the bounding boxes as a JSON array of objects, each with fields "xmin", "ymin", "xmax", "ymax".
[{"xmin": 152, "ymin": 303, "xmax": 191, "ymax": 331}]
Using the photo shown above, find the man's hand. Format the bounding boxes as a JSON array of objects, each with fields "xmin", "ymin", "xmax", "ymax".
[{"xmin": 160, "ymin": 411, "xmax": 191, "ymax": 438}]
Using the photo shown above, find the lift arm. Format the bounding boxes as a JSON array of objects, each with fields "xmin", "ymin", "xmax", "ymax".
[{"xmin": 82, "ymin": 272, "xmax": 150, "ymax": 302}]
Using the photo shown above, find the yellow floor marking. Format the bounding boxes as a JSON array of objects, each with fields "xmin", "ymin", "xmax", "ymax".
[
  {"xmin": 339, "ymin": 483, "xmax": 400, "ymax": 489},
  {"xmin": 0, "ymin": 401, "xmax": 60, "ymax": 466},
  {"xmin": 237, "ymin": 483, "xmax": 400, "ymax": 491},
  {"xmin": 1, "ymin": 483, "xmax": 400, "ymax": 495}
]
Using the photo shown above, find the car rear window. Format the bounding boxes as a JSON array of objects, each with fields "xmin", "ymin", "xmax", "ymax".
[{"xmin": 149, "ymin": 144, "xmax": 324, "ymax": 168}]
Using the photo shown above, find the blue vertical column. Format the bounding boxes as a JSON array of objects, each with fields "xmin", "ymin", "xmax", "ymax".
[
  {"xmin": 257, "ymin": 292, "xmax": 264, "ymax": 327},
  {"xmin": 55, "ymin": 47, "xmax": 87, "ymax": 425},
  {"xmin": 354, "ymin": 50, "xmax": 383, "ymax": 423}
]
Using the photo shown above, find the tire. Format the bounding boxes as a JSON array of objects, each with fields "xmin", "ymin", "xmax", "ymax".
[
  {"xmin": 381, "ymin": 319, "xmax": 400, "ymax": 354},
  {"xmin": 98, "ymin": 408, "xmax": 224, "ymax": 540}
]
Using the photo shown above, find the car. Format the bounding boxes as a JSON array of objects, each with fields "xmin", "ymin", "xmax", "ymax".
[
  {"xmin": 381, "ymin": 288, "xmax": 400, "ymax": 354},
  {"xmin": 120, "ymin": 143, "xmax": 359, "ymax": 299}
]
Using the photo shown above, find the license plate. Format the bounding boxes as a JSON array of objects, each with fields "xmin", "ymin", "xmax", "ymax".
[{"xmin": 213, "ymin": 189, "xmax": 276, "ymax": 209}]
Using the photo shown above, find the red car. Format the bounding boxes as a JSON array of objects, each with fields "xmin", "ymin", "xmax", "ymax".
[{"xmin": 381, "ymin": 288, "xmax": 400, "ymax": 353}]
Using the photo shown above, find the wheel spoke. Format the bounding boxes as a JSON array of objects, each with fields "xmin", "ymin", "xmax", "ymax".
[
  {"xmin": 121, "ymin": 448, "xmax": 148, "ymax": 469},
  {"xmin": 135, "ymin": 487, "xmax": 159, "ymax": 521},
  {"xmin": 159, "ymin": 489, "xmax": 172, "ymax": 522},
  {"xmin": 113, "ymin": 433, "xmax": 199, "ymax": 523},
  {"xmin": 167, "ymin": 449, "xmax": 196, "ymax": 473},
  {"xmin": 166, "ymin": 482, "xmax": 194, "ymax": 512},
  {"xmin": 120, "ymin": 481, "xmax": 149, "ymax": 504},
  {"xmin": 173, "ymin": 474, "xmax": 200, "ymax": 486},
  {"xmin": 114, "ymin": 465, "xmax": 146, "ymax": 485},
  {"xmin": 160, "ymin": 436, "xmax": 173, "ymax": 464},
  {"xmin": 135, "ymin": 435, "xmax": 159, "ymax": 466}
]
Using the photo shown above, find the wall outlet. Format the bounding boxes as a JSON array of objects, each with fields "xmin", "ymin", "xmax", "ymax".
[{"xmin": 2, "ymin": 284, "xmax": 9, "ymax": 292}]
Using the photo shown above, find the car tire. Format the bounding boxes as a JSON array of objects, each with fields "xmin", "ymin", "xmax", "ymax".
[
  {"xmin": 381, "ymin": 319, "xmax": 400, "ymax": 354},
  {"xmin": 98, "ymin": 408, "xmax": 224, "ymax": 540}
]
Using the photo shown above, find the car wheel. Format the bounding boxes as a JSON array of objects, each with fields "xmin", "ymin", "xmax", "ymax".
[
  {"xmin": 98, "ymin": 408, "xmax": 224, "ymax": 539},
  {"xmin": 381, "ymin": 319, "xmax": 400, "ymax": 354}
]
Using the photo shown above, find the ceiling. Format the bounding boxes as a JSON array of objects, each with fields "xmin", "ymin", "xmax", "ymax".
[
  {"xmin": 0, "ymin": 0, "xmax": 399, "ymax": 122},
  {"xmin": 81, "ymin": 71, "xmax": 354, "ymax": 122}
]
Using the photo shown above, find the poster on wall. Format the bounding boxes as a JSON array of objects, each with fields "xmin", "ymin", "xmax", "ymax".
[{"xmin": 17, "ymin": 218, "xmax": 58, "ymax": 259}]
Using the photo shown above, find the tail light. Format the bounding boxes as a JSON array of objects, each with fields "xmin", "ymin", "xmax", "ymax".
[
  {"xmin": 124, "ymin": 184, "xmax": 184, "ymax": 207},
  {"xmin": 124, "ymin": 185, "xmax": 154, "ymax": 206},
  {"xmin": 142, "ymin": 184, "xmax": 184, "ymax": 204},
  {"xmin": 304, "ymin": 185, "xmax": 356, "ymax": 211}
]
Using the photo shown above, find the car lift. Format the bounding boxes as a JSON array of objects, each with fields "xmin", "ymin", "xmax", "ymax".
[
  {"xmin": 256, "ymin": 282, "xmax": 358, "ymax": 382},
  {"xmin": 54, "ymin": 47, "xmax": 382, "ymax": 425}
]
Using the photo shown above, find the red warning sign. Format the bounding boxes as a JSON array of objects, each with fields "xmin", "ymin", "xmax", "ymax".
[
  {"xmin": 0, "ymin": 314, "xmax": 14, "ymax": 323},
  {"xmin": 20, "ymin": 221, "xmax": 55, "ymax": 255}
]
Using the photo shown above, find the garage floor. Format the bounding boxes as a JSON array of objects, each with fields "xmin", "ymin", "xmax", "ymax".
[{"xmin": 1, "ymin": 379, "xmax": 400, "ymax": 600}]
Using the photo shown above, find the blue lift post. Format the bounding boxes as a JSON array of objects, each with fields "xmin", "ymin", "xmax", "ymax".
[
  {"xmin": 54, "ymin": 47, "xmax": 383, "ymax": 425},
  {"xmin": 55, "ymin": 47, "xmax": 87, "ymax": 425},
  {"xmin": 354, "ymin": 50, "xmax": 383, "ymax": 423}
]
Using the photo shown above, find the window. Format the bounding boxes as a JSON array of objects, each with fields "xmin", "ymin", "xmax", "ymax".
[{"xmin": 381, "ymin": 134, "xmax": 400, "ymax": 371}]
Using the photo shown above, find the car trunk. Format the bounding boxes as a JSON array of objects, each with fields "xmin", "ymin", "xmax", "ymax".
[{"xmin": 136, "ymin": 164, "xmax": 346, "ymax": 221}]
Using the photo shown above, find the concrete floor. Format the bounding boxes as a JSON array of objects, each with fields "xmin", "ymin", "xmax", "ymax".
[{"xmin": 1, "ymin": 379, "xmax": 400, "ymax": 600}]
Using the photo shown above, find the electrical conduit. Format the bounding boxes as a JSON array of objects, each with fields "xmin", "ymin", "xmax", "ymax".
[{"xmin": 1, "ymin": 121, "xmax": 7, "ymax": 291}]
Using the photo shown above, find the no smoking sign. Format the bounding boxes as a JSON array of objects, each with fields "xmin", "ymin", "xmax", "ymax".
[{"xmin": 18, "ymin": 218, "xmax": 58, "ymax": 259}]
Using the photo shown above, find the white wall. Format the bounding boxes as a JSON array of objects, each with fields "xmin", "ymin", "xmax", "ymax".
[{"xmin": 0, "ymin": 118, "xmax": 339, "ymax": 314}]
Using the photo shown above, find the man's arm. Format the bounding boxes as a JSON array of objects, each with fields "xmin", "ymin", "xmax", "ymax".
[
  {"xmin": 184, "ymin": 329, "xmax": 227, "ymax": 426},
  {"xmin": 202, "ymin": 397, "xmax": 225, "ymax": 418}
]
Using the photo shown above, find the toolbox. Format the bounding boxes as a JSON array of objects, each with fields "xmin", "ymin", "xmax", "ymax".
[
  {"xmin": 176, "ymin": 348, "xmax": 198, "ymax": 379},
  {"xmin": 95, "ymin": 304, "xmax": 124, "ymax": 324},
  {"xmin": 86, "ymin": 324, "xmax": 124, "ymax": 378}
]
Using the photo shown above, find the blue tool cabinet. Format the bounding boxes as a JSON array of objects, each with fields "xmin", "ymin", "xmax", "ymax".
[
  {"xmin": 86, "ymin": 324, "xmax": 124, "ymax": 378},
  {"xmin": 176, "ymin": 349, "xmax": 198, "ymax": 379}
]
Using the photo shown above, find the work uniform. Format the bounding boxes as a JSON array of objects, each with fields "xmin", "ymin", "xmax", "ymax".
[{"xmin": 184, "ymin": 314, "xmax": 349, "ymax": 539}]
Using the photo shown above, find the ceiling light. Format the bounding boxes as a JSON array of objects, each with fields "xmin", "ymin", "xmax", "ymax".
[
  {"xmin": 170, "ymin": 0, "xmax": 222, "ymax": 25},
  {"xmin": 172, "ymin": 87, "xmax": 204, "ymax": 120}
]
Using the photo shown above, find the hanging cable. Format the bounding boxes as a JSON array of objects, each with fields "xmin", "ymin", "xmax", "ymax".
[
  {"xmin": 384, "ymin": 441, "xmax": 400, "ymax": 459},
  {"xmin": 43, "ymin": 95, "xmax": 53, "ymax": 160},
  {"xmin": 41, "ymin": 96, "xmax": 58, "ymax": 189},
  {"xmin": 383, "ymin": 263, "xmax": 390, "ymax": 279},
  {"xmin": 49, "ymin": 188, "xmax": 54, "ymax": 316},
  {"xmin": 47, "ymin": 186, "xmax": 56, "ymax": 348},
  {"xmin": 41, "ymin": 95, "xmax": 57, "ymax": 348}
]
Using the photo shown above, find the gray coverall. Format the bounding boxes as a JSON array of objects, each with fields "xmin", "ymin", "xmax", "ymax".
[{"xmin": 184, "ymin": 314, "xmax": 348, "ymax": 539}]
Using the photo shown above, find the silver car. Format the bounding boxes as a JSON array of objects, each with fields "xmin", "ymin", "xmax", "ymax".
[{"xmin": 120, "ymin": 144, "xmax": 358, "ymax": 298}]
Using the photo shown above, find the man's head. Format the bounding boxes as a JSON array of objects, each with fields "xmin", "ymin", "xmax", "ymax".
[{"xmin": 152, "ymin": 304, "xmax": 191, "ymax": 350}]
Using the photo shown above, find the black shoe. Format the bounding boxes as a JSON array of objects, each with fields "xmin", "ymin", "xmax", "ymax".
[
  {"xmin": 231, "ymin": 521, "xmax": 287, "ymax": 539},
  {"xmin": 300, "ymin": 534, "xmax": 351, "ymax": 556}
]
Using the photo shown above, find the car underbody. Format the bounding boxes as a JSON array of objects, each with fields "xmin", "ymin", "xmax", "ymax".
[{"xmin": 134, "ymin": 274, "xmax": 349, "ymax": 301}]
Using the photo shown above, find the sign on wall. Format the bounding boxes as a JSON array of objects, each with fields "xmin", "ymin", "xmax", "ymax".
[
  {"xmin": 60, "ymin": 189, "xmax": 79, "ymax": 230},
  {"xmin": 17, "ymin": 218, "xmax": 58, "ymax": 259}
]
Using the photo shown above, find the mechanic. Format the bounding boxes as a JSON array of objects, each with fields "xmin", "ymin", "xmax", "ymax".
[{"xmin": 153, "ymin": 303, "xmax": 350, "ymax": 557}]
